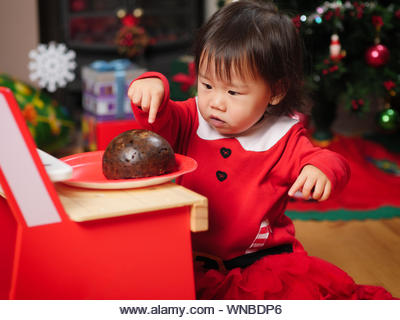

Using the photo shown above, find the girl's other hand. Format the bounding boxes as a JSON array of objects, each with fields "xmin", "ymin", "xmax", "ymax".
[
  {"xmin": 128, "ymin": 78, "xmax": 164, "ymax": 123},
  {"xmin": 288, "ymin": 165, "xmax": 332, "ymax": 201}
]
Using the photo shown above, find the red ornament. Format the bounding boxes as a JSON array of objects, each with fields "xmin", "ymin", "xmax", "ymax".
[
  {"xmin": 70, "ymin": 0, "xmax": 87, "ymax": 12},
  {"xmin": 384, "ymin": 80, "xmax": 396, "ymax": 91},
  {"xmin": 372, "ymin": 16, "xmax": 383, "ymax": 29},
  {"xmin": 325, "ymin": 10, "xmax": 334, "ymax": 21},
  {"xmin": 292, "ymin": 15, "xmax": 301, "ymax": 29},
  {"xmin": 365, "ymin": 44, "xmax": 390, "ymax": 67},
  {"xmin": 121, "ymin": 14, "xmax": 139, "ymax": 27}
]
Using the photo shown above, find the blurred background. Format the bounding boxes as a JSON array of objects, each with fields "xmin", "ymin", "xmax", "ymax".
[{"xmin": 0, "ymin": 0, "xmax": 399, "ymax": 155}]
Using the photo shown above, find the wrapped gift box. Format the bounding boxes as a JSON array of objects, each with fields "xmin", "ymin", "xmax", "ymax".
[
  {"xmin": 82, "ymin": 91, "xmax": 135, "ymax": 121},
  {"xmin": 81, "ymin": 60, "xmax": 146, "ymax": 151},
  {"xmin": 82, "ymin": 60, "xmax": 146, "ymax": 120}
]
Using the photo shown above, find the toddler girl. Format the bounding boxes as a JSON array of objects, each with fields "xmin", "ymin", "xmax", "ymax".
[{"xmin": 128, "ymin": 0, "xmax": 393, "ymax": 299}]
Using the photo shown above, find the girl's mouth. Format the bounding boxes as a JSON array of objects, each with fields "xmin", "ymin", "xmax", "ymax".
[{"xmin": 209, "ymin": 116, "xmax": 226, "ymax": 128}]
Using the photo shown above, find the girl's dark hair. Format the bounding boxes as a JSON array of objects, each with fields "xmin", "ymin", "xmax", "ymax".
[{"xmin": 194, "ymin": 0, "xmax": 310, "ymax": 116}]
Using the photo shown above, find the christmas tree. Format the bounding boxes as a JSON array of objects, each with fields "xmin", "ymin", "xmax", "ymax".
[
  {"xmin": 290, "ymin": 1, "xmax": 400, "ymax": 142},
  {"xmin": 214, "ymin": 1, "xmax": 400, "ymax": 144}
]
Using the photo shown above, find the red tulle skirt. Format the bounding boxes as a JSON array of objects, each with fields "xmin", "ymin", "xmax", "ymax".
[{"xmin": 194, "ymin": 251, "xmax": 394, "ymax": 300}]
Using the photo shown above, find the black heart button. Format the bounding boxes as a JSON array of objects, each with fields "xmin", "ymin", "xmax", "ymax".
[
  {"xmin": 220, "ymin": 147, "xmax": 231, "ymax": 158},
  {"xmin": 216, "ymin": 171, "xmax": 227, "ymax": 182}
]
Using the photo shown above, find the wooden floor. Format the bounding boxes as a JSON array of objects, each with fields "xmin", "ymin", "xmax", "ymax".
[{"xmin": 294, "ymin": 217, "xmax": 400, "ymax": 297}]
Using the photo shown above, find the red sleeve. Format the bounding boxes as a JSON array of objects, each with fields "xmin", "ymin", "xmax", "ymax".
[
  {"xmin": 129, "ymin": 71, "xmax": 170, "ymax": 130},
  {"xmin": 286, "ymin": 124, "xmax": 350, "ymax": 196},
  {"xmin": 128, "ymin": 71, "xmax": 197, "ymax": 153}
]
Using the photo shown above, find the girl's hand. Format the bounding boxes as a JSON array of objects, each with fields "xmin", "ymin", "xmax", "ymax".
[
  {"xmin": 128, "ymin": 78, "xmax": 164, "ymax": 123},
  {"xmin": 288, "ymin": 165, "xmax": 332, "ymax": 201}
]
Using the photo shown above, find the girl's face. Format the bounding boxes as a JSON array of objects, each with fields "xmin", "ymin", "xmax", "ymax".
[{"xmin": 197, "ymin": 60, "xmax": 276, "ymax": 135}]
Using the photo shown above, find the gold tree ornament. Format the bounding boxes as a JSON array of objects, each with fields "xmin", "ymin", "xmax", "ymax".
[
  {"xmin": 116, "ymin": 8, "xmax": 127, "ymax": 19},
  {"xmin": 133, "ymin": 8, "xmax": 143, "ymax": 18}
]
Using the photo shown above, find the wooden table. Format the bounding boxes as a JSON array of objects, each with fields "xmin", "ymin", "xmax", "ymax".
[{"xmin": 56, "ymin": 182, "xmax": 208, "ymax": 231}]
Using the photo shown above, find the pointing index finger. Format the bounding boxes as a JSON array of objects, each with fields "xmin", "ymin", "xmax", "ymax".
[{"xmin": 148, "ymin": 96, "xmax": 161, "ymax": 123}]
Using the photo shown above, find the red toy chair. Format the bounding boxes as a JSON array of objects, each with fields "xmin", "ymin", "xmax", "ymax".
[{"xmin": 0, "ymin": 87, "xmax": 207, "ymax": 299}]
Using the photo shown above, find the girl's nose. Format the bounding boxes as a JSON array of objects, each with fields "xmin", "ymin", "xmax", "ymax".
[{"xmin": 210, "ymin": 94, "xmax": 226, "ymax": 111}]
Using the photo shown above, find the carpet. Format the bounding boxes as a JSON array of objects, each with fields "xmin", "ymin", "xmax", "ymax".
[
  {"xmin": 286, "ymin": 134, "xmax": 400, "ymax": 220},
  {"xmin": 287, "ymin": 206, "xmax": 400, "ymax": 221}
]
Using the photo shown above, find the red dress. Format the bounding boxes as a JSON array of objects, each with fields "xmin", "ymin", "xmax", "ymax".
[{"xmin": 130, "ymin": 72, "xmax": 394, "ymax": 299}]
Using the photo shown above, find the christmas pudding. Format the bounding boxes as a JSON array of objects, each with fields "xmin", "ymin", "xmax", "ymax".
[{"xmin": 102, "ymin": 129, "xmax": 176, "ymax": 179}]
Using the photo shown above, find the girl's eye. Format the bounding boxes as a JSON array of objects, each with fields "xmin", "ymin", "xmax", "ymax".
[
  {"xmin": 203, "ymin": 83, "xmax": 212, "ymax": 89},
  {"xmin": 228, "ymin": 90, "xmax": 239, "ymax": 96}
]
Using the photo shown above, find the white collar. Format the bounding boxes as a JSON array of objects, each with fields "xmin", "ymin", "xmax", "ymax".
[{"xmin": 195, "ymin": 98, "xmax": 298, "ymax": 152}]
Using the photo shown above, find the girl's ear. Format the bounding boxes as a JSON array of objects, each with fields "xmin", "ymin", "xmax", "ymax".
[
  {"xmin": 269, "ymin": 81, "xmax": 287, "ymax": 105},
  {"xmin": 269, "ymin": 93, "xmax": 285, "ymax": 105}
]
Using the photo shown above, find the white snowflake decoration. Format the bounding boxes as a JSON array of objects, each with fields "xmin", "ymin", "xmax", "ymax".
[{"xmin": 28, "ymin": 42, "xmax": 76, "ymax": 92}]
